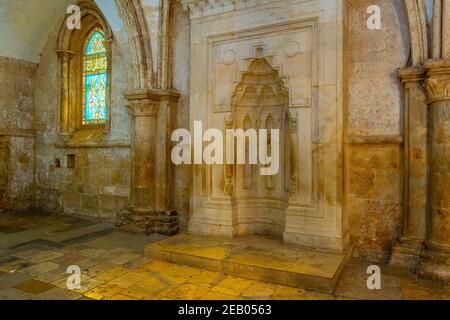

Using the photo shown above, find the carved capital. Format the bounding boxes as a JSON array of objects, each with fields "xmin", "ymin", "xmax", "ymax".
[
  {"xmin": 125, "ymin": 99, "xmax": 159, "ymax": 117},
  {"xmin": 424, "ymin": 59, "xmax": 450, "ymax": 103},
  {"xmin": 124, "ymin": 88, "xmax": 180, "ymax": 117}
]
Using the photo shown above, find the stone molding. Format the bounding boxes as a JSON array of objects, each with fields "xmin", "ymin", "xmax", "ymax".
[
  {"xmin": 0, "ymin": 128, "xmax": 36, "ymax": 138},
  {"xmin": 347, "ymin": 135, "xmax": 404, "ymax": 145},
  {"xmin": 398, "ymin": 66, "xmax": 426, "ymax": 83},
  {"xmin": 125, "ymin": 88, "xmax": 181, "ymax": 102},
  {"xmin": 181, "ymin": 0, "xmax": 285, "ymax": 18}
]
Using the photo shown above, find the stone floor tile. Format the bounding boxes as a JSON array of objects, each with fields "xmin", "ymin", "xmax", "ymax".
[
  {"xmin": 50, "ymin": 253, "xmax": 85, "ymax": 266},
  {"xmin": 355, "ymin": 270, "xmax": 402, "ymax": 288},
  {"xmin": 78, "ymin": 248, "xmax": 107, "ymax": 258},
  {"xmin": 18, "ymin": 261, "xmax": 60, "ymax": 277},
  {"xmin": 13, "ymin": 279, "xmax": 55, "ymax": 294},
  {"xmin": 109, "ymin": 293, "xmax": 140, "ymax": 300},
  {"xmin": 34, "ymin": 270, "xmax": 67, "ymax": 283},
  {"xmin": 120, "ymin": 276, "xmax": 168, "ymax": 300},
  {"xmin": 77, "ymin": 258, "xmax": 102, "ymax": 268},
  {"xmin": 107, "ymin": 271, "xmax": 148, "ymax": 289},
  {"xmin": 110, "ymin": 253, "xmax": 142, "ymax": 265},
  {"xmin": 0, "ymin": 271, "xmax": 31, "ymax": 289},
  {"xmin": 0, "ymin": 288, "xmax": 34, "ymax": 300},
  {"xmin": 142, "ymin": 260, "xmax": 201, "ymax": 280},
  {"xmin": 184, "ymin": 270, "xmax": 222, "ymax": 288},
  {"xmin": 53, "ymin": 274, "xmax": 104, "ymax": 294},
  {"xmin": 84, "ymin": 262, "xmax": 117, "ymax": 278},
  {"xmin": 32, "ymin": 287, "xmax": 83, "ymax": 300},
  {"xmin": 95, "ymin": 266, "xmax": 129, "ymax": 282},
  {"xmin": 401, "ymin": 280, "xmax": 442, "ymax": 300},
  {"xmin": 84, "ymin": 284, "xmax": 123, "ymax": 300},
  {"xmin": 29, "ymin": 251, "xmax": 64, "ymax": 264},
  {"xmin": 12, "ymin": 249, "xmax": 43, "ymax": 260},
  {"xmin": 98, "ymin": 248, "xmax": 131, "ymax": 259},
  {"xmin": 159, "ymin": 283, "xmax": 210, "ymax": 300},
  {"xmin": 271, "ymin": 285, "xmax": 307, "ymax": 300},
  {"xmin": 336, "ymin": 279, "xmax": 402, "ymax": 300},
  {"xmin": 122, "ymin": 257, "xmax": 151, "ymax": 270},
  {"xmin": 210, "ymin": 276, "xmax": 254, "ymax": 296},
  {"xmin": 241, "ymin": 281, "xmax": 278, "ymax": 299},
  {"xmin": 0, "ymin": 259, "xmax": 33, "ymax": 273},
  {"xmin": 201, "ymin": 292, "xmax": 240, "ymax": 300}
]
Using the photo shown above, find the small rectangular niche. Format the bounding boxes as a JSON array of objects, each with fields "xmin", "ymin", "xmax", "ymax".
[{"xmin": 67, "ymin": 154, "xmax": 76, "ymax": 169}]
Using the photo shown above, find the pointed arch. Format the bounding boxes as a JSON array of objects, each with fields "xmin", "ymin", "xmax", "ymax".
[
  {"xmin": 403, "ymin": 0, "xmax": 429, "ymax": 65},
  {"xmin": 56, "ymin": 0, "xmax": 113, "ymax": 133},
  {"xmin": 116, "ymin": 0, "xmax": 154, "ymax": 89}
]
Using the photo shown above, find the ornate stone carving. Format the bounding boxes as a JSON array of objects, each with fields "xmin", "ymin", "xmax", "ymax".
[
  {"xmin": 226, "ymin": 57, "xmax": 291, "ymax": 238},
  {"xmin": 424, "ymin": 60, "xmax": 450, "ymax": 103},
  {"xmin": 126, "ymin": 99, "xmax": 160, "ymax": 117}
]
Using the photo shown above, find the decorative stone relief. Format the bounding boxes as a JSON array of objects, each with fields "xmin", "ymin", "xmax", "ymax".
[
  {"xmin": 227, "ymin": 58, "xmax": 290, "ymax": 237},
  {"xmin": 187, "ymin": 0, "xmax": 348, "ymax": 251}
]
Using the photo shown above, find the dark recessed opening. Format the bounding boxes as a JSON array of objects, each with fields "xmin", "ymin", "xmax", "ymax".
[
  {"xmin": 67, "ymin": 154, "xmax": 75, "ymax": 169},
  {"xmin": 55, "ymin": 158, "xmax": 61, "ymax": 168}
]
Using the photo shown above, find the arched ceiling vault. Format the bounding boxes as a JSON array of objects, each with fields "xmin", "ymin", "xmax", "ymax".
[{"xmin": 0, "ymin": 0, "xmax": 156, "ymax": 90}]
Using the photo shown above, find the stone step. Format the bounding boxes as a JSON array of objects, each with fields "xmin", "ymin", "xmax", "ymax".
[{"xmin": 145, "ymin": 233, "xmax": 352, "ymax": 294}]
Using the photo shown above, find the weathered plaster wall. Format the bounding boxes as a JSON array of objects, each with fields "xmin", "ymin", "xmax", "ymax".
[
  {"xmin": 347, "ymin": 0, "xmax": 409, "ymax": 261},
  {"xmin": 172, "ymin": 1, "xmax": 191, "ymax": 230},
  {"xmin": 0, "ymin": 56, "xmax": 37, "ymax": 210},
  {"xmin": 34, "ymin": 20, "xmax": 131, "ymax": 220},
  {"xmin": 0, "ymin": 0, "xmax": 73, "ymax": 63}
]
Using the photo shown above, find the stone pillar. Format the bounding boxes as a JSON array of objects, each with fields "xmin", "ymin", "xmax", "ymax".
[
  {"xmin": 56, "ymin": 50, "xmax": 74, "ymax": 135},
  {"xmin": 118, "ymin": 89, "xmax": 180, "ymax": 236},
  {"xmin": 419, "ymin": 59, "xmax": 450, "ymax": 281},
  {"xmin": 127, "ymin": 93, "xmax": 159, "ymax": 213},
  {"xmin": 390, "ymin": 67, "xmax": 428, "ymax": 269}
]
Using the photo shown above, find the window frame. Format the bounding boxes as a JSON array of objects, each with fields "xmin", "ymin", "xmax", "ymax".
[{"xmin": 80, "ymin": 26, "xmax": 110, "ymax": 129}]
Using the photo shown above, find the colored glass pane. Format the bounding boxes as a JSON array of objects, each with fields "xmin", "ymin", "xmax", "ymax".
[
  {"xmin": 85, "ymin": 73, "xmax": 107, "ymax": 122},
  {"xmin": 82, "ymin": 28, "xmax": 108, "ymax": 125},
  {"xmin": 86, "ymin": 31, "xmax": 107, "ymax": 56},
  {"xmin": 85, "ymin": 55, "xmax": 107, "ymax": 73}
]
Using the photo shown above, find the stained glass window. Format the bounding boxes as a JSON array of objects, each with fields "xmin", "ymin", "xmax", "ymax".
[{"xmin": 82, "ymin": 28, "xmax": 108, "ymax": 125}]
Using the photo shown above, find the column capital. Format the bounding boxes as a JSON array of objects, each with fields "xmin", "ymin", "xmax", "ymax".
[
  {"xmin": 125, "ymin": 88, "xmax": 180, "ymax": 102},
  {"xmin": 398, "ymin": 66, "xmax": 425, "ymax": 83},
  {"xmin": 125, "ymin": 98, "xmax": 159, "ymax": 117},
  {"xmin": 56, "ymin": 49, "xmax": 75, "ymax": 58},
  {"xmin": 424, "ymin": 59, "xmax": 450, "ymax": 103}
]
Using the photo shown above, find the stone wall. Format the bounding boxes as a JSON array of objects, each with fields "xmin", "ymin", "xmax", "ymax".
[
  {"xmin": 0, "ymin": 56, "xmax": 37, "ymax": 211},
  {"xmin": 347, "ymin": 0, "xmax": 409, "ymax": 261},
  {"xmin": 34, "ymin": 24, "xmax": 131, "ymax": 220}
]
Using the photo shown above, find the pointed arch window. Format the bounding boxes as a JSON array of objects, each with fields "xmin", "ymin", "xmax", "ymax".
[{"xmin": 82, "ymin": 28, "xmax": 109, "ymax": 126}]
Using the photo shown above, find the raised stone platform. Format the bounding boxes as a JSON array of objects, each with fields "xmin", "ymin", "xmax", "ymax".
[{"xmin": 145, "ymin": 233, "xmax": 352, "ymax": 294}]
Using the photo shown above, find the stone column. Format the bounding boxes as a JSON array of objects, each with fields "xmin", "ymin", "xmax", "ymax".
[
  {"xmin": 118, "ymin": 89, "xmax": 180, "ymax": 236},
  {"xmin": 127, "ymin": 93, "xmax": 159, "ymax": 213},
  {"xmin": 419, "ymin": 59, "xmax": 450, "ymax": 281},
  {"xmin": 56, "ymin": 50, "xmax": 74, "ymax": 136},
  {"xmin": 390, "ymin": 67, "xmax": 428, "ymax": 269}
]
